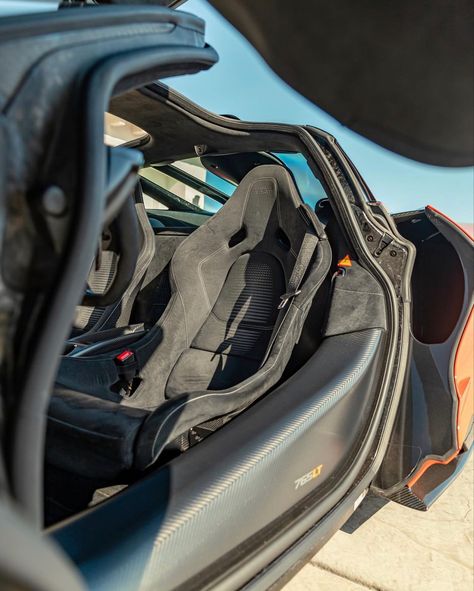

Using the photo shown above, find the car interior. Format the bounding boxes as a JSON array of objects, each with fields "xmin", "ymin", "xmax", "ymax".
[
  {"xmin": 44, "ymin": 85, "xmax": 388, "ymax": 525},
  {"xmin": 1, "ymin": 6, "xmax": 470, "ymax": 590}
]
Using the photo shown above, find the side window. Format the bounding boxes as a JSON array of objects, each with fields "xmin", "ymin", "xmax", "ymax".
[
  {"xmin": 275, "ymin": 153, "xmax": 328, "ymax": 210},
  {"xmin": 104, "ymin": 112, "xmax": 149, "ymax": 147},
  {"xmin": 139, "ymin": 158, "xmax": 236, "ymax": 214}
]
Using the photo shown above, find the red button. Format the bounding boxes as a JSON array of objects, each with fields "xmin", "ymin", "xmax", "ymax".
[{"xmin": 116, "ymin": 350, "xmax": 134, "ymax": 363}]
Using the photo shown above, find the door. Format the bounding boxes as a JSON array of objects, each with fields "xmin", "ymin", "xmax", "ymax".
[
  {"xmin": 0, "ymin": 4, "xmax": 216, "ymax": 588},
  {"xmin": 375, "ymin": 206, "xmax": 473, "ymax": 509},
  {"xmin": 302, "ymin": 128, "xmax": 473, "ymax": 510}
]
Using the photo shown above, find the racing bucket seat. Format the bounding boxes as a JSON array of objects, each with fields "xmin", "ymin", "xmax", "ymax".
[
  {"xmin": 47, "ymin": 165, "xmax": 332, "ymax": 480},
  {"xmin": 68, "ymin": 182, "xmax": 155, "ymax": 340}
]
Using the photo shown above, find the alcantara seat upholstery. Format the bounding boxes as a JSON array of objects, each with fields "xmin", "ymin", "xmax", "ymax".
[
  {"xmin": 69, "ymin": 185, "xmax": 155, "ymax": 339},
  {"xmin": 47, "ymin": 165, "xmax": 332, "ymax": 480}
]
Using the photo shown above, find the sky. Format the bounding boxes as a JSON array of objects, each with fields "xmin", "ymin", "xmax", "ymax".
[{"xmin": 167, "ymin": 0, "xmax": 474, "ymax": 223}]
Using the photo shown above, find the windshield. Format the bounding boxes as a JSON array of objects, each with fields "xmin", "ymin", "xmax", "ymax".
[
  {"xmin": 139, "ymin": 152, "xmax": 328, "ymax": 215},
  {"xmin": 275, "ymin": 152, "xmax": 328, "ymax": 209},
  {"xmin": 140, "ymin": 158, "xmax": 236, "ymax": 214}
]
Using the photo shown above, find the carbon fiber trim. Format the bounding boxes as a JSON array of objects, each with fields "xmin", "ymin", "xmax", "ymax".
[
  {"xmin": 53, "ymin": 329, "xmax": 383, "ymax": 590},
  {"xmin": 75, "ymin": 252, "xmax": 117, "ymax": 330},
  {"xmin": 388, "ymin": 487, "xmax": 427, "ymax": 511}
]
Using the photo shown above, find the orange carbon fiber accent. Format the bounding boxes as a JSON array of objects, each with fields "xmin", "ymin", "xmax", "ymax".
[
  {"xmin": 427, "ymin": 205, "xmax": 474, "ymax": 241},
  {"xmin": 454, "ymin": 307, "xmax": 473, "ymax": 448},
  {"xmin": 407, "ymin": 451, "xmax": 459, "ymax": 487}
]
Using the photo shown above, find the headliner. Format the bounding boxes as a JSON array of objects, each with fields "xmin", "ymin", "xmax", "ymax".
[{"xmin": 109, "ymin": 84, "xmax": 302, "ymax": 164}]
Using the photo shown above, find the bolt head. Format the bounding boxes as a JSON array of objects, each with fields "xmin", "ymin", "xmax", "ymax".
[{"xmin": 42, "ymin": 186, "xmax": 67, "ymax": 217}]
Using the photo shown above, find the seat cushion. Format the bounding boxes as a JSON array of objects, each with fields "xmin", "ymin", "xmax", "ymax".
[
  {"xmin": 166, "ymin": 348, "xmax": 261, "ymax": 397},
  {"xmin": 47, "ymin": 389, "xmax": 148, "ymax": 479}
]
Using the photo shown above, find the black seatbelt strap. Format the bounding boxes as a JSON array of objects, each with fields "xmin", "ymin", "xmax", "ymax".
[
  {"xmin": 278, "ymin": 231, "xmax": 319, "ymax": 309},
  {"xmin": 278, "ymin": 203, "xmax": 325, "ymax": 308},
  {"xmin": 261, "ymin": 205, "xmax": 325, "ymax": 365}
]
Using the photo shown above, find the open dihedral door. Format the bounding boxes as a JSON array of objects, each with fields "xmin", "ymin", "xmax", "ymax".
[
  {"xmin": 0, "ymin": 5, "xmax": 216, "ymax": 589},
  {"xmin": 208, "ymin": 0, "xmax": 473, "ymax": 167},
  {"xmin": 375, "ymin": 207, "xmax": 473, "ymax": 509}
]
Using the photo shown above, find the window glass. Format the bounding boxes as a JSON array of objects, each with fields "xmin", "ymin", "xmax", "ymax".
[
  {"xmin": 140, "ymin": 158, "xmax": 236, "ymax": 214},
  {"xmin": 104, "ymin": 113, "xmax": 148, "ymax": 147},
  {"xmin": 275, "ymin": 153, "xmax": 328, "ymax": 209},
  {"xmin": 140, "ymin": 153, "xmax": 327, "ymax": 215}
]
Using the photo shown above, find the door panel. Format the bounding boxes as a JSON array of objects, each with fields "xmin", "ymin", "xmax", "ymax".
[
  {"xmin": 0, "ymin": 499, "xmax": 86, "ymax": 591},
  {"xmin": 375, "ymin": 206, "xmax": 473, "ymax": 508}
]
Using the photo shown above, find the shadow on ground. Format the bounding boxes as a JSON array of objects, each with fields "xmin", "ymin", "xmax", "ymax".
[{"xmin": 341, "ymin": 492, "xmax": 389, "ymax": 534}]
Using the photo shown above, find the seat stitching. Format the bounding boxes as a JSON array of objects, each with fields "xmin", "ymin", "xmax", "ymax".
[
  {"xmin": 208, "ymin": 310, "xmax": 275, "ymax": 330},
  {"xmin": 197, "ymin": 243, "xmax": 230, "ymax": 311},
  {"xmin": 196, "ymin": 179, "xmax": 255, "ymax": 310},
  {"xmin": 148, "ymin": 253, "xmax": 332, "ymax": 456},
  {"xmin": 334, "ymin": 288, "xmax": 384, "ymax": 296},
  {"xmin": 170, "ymin": 262, "xmax": 189, "ymax": 346}
]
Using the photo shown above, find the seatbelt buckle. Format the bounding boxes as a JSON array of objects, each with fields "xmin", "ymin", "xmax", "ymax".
[
  {"xmin": 278, "ymin": 289, "xmax": 302, "ymax": 309},
  {"xmin": 115, "ymin": 349, "xmax": 134, "ymax": 363},
  {"xmin": 114, "ymin": 350, "xmax": 138, "ymax": 395}
]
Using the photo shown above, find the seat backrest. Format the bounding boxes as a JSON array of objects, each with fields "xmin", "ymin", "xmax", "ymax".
[
  {"xmin": 134, "ymin": 164, "xmax": 317, "ymax": 403},
  {"xmin": 71, "ymin": 184, "xmax": 155, "ymax": 337}
]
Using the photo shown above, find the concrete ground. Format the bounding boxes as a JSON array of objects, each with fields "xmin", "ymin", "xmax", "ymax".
[{"xmin": 284, "ymin": 455, "xmax": 473, "ymax": 591}]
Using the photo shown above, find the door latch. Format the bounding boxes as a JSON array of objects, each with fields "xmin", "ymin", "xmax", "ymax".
[{"xmin": 374, "ymin": 232, "xmax": 393, "ymax": 257}]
